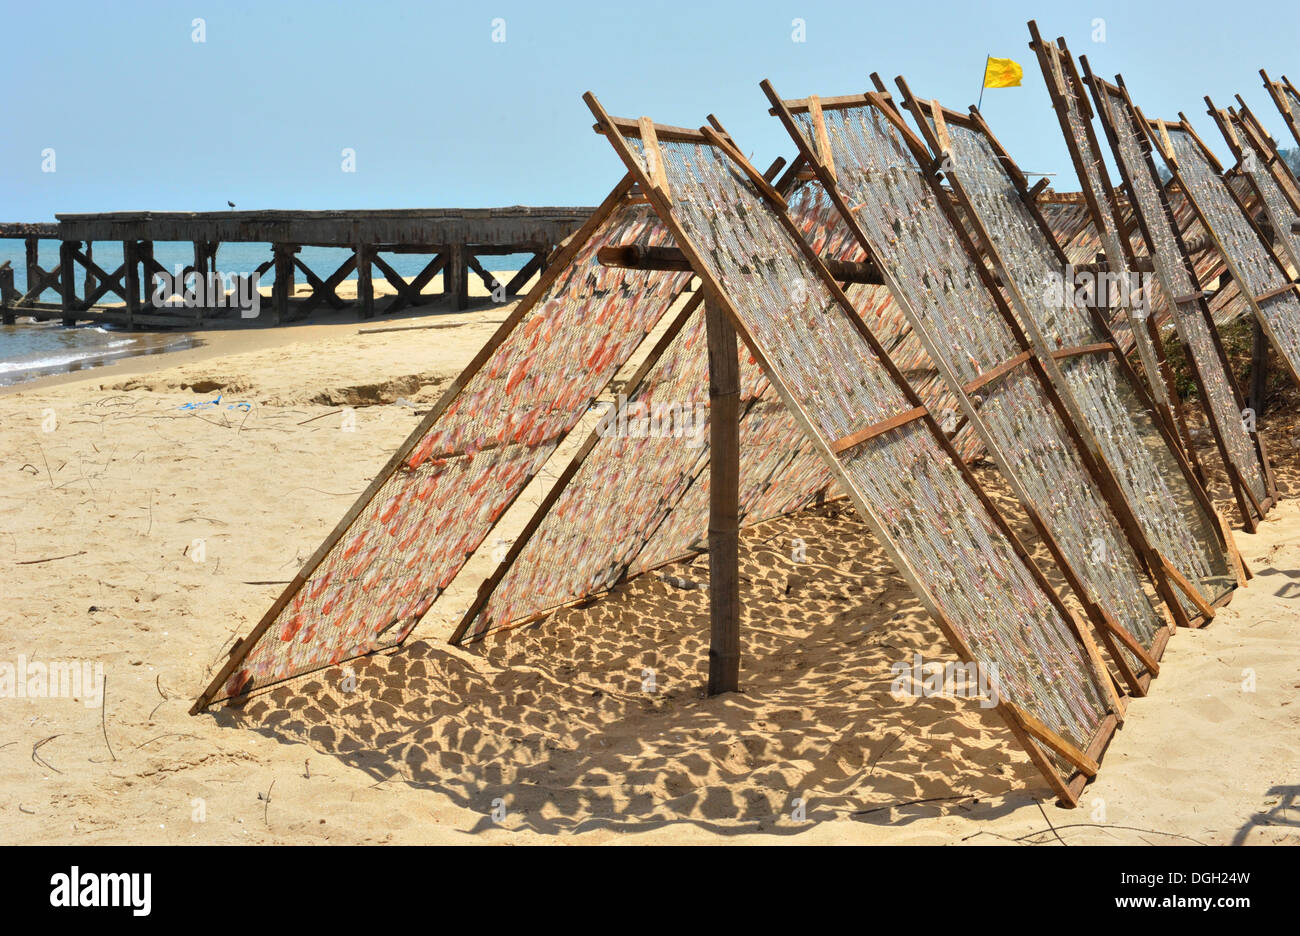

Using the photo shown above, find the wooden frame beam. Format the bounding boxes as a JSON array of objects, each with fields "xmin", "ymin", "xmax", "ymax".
[
  {"xmin": 597, "ymin": 243, "xmax": 883, "ymax": 284},
  {"xmin": 446, "ymin": 243, "xmax": 469, "ymax": 310},
  {"xmin": 829, "ymin": 406, "xmax": 928, "ymax": 454},
  {"xmin": 504, "ymin": 252, "xmax": 544, "ymax": 297},
  {"xmin": 355, "ymin": 243, "xmax": 374, "ymax": 319},
  {"xmin": 58, "ymin": 240, "xmax": 78, "ymax": 326},
  {"xmin": 295, "ymin": 253, "xmax": 357, "ymax": 317},
  {"xmin": 706, "ymin": 297, "xmax": 741, "ymax": 695}
]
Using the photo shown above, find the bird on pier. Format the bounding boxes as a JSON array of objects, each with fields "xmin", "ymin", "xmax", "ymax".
[{"xmin": 227, "ymin": 201, "xmax": 236, "ymax": 208}]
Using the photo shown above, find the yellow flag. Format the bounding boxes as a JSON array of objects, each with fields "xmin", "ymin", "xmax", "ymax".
[{"xmin": 983, "ymin": 57, "xmax": 1024, "ymax": 89}]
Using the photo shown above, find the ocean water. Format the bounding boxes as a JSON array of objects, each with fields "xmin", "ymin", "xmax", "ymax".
[
  {"xmin": 0, "ymin": 241, "xmax": 529, "ymax": 387},
  {"xmin": 0, "ymin": 322, "xmax": 199, "ymax": 387}
]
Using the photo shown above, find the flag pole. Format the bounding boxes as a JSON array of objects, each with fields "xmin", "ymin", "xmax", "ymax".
[{"xmin": 977, "ymin": 54, "xmax": 990, "ymax": 111}]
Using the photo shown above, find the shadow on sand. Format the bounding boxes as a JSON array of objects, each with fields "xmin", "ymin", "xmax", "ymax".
[
  {"xmin": 213, "ymin": 499, "xmax": 1067, "ymax": 836},
  {"xmin": 1232, "ymin": 785, "xmax": 1300, "ymax": 845}
]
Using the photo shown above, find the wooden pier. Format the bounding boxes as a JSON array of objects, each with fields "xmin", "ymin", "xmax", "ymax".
[{"xmin": 1, "ymin": 207, "xmax": 592, "ymax": 327}]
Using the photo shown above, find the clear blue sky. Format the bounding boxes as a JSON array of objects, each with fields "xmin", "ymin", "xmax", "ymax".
[{"xmin": 3, "ymin": 0, "xmax": 1296, "ymax": 220}]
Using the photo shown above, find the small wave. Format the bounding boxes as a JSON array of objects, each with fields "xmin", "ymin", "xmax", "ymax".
[
  {"xmin": 0, "ymin": 334, "xmax": 200, "ymax": 387},
  {"xmin": 0, "ymin": 352, "xmax": 98, "ymax": 375}
]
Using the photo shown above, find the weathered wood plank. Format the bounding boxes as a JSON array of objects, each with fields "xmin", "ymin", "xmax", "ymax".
[{"xmin": 355, "ymin": 243, "xmax": 374, "ymax": 320}]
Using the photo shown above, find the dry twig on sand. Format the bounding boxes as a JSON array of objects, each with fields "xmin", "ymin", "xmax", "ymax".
[
  {"xmin": 13, "ymin": 550, "xmax": 87, "ymax": 565},
  {"xmin": 32, "ymin": 735, "xmax": 61, "ymax": 774},
  {"xmin": 100, "ymin": 674, "xmax": 116, "ymax": 762}
]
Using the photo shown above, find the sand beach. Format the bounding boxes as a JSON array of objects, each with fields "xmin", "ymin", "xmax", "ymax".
[{"xmin": 2, "ymin": 282, "xmax": 1297, "ymax": 846}]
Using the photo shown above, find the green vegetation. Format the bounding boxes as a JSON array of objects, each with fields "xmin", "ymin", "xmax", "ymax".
[{"xmin": 1159, "ymin": 316, "xmax": 1288, "ymax": 413}]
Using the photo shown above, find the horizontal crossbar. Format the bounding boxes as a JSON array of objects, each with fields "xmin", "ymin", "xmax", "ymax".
[
  {"xmin": 829, "ymin": 405, "xmax": 928, "ymax": 454},
  {"xmin": 961, "ymin": 350, "xmax": 1034, "ymax": 394},
  {"xmin": 1050, "ymin": 341, "xmax": 1118, "ymax": 360},
  {"xmin": 1254, "ymin": 282, "xmax": 1299, "ymax": 304},
  {"xmin": 596, "ymin": 244, "xmax": 884, "ymax": 284}
]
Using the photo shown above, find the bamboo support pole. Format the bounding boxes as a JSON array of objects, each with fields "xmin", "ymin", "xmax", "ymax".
[{"xmin": 706, "ymin": 296, "xmax": 741, "ymax": 696}]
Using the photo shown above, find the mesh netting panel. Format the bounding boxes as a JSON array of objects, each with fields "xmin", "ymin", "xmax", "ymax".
[
  {"xmin": 1184, "ymin": 183, "xmax": 1254, "ymax": 331},
  {"xmin": 1038, "ymin": 201, "xmax": 1158, "ymax": 353},
  {"xmin": 1176, "ymin": 181, "xmax": 1253, "ymax": 319},
  {"xmin": 1041, "ymin": 200, "xmax": 1103, "ymax": 263},
  {"xmin": 1100, "ymin": 87, "xmax": 1270, "ymax": 506},
  {"xmin": 465, "ymin": 304, "xmax": 833, "ymax": 637},
  {"xmin": 212, "ymin": 201, "xmax": 692, "ymax": 700},
  {"xmin": 735, "ymin": 414, "xmax": 836, "ymax": 521},
  {"xmin": 786, "ymin": 178, "xmax": 986, "ymax": 461},
  {"xmin": 1239, "ymin": 117, "xmax": 1300, "ymax": 209},
  {"xmin": 1139, "ymin": 184, "xmax": 1252, "ymax": 331},
  {"xmin": 618, "ymin": 130, "xmax": 1111, "ymax": 763},
  {"xmin": 623, "ymin": 394, "xmax": 833, "ymax": 576},
  {"xmin": 1166, "ymin": 127, "xmax": 1300, "ymax": 381},
  {"xmin": 1255, "ymin": 289, "xmax": 1300, "ymax": 373},
  {"xmin": 940, "ymin": 118, "xmax": 1233, "ymax": 615},
  {"xmin": 1169, "ymin": 130, "xmax": 1295, "ymax": 295},
  {"xmin": 789, "ymin": 104, "xmax": 1166, "ymax": 672},
  {"xmin": 469, "ymin": 309, "xmax": 711, "ymax": 634},
  {"xmin": 1054, "ymin": 71, "xmax": 1158, "ymax": 368}
]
